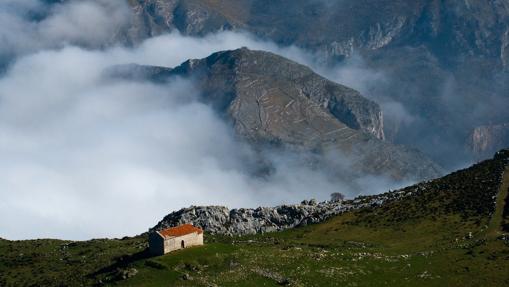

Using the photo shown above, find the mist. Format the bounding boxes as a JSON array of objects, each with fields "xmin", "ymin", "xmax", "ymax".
[
  {"xmin": 316, "ymin": 51, "xmax": 509, "ymax": 170},
  {"xmin": 0, "ymin": 1, "xmax": 416, "ymax": 240}
]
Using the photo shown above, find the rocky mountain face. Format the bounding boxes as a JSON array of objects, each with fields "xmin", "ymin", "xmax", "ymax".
[
  {"xmin": 111, "ymin": 48, "xmax": 442, "ymax": 180},
  {"xmin": 469, "ymin": 123, "xmax": 509, "ymax": 160},
  {"xmin": 175, "ymin": 48, "xmax": 385, "ymax": 141},
  {"xmin": 13, "ymin": 1, "xmax": 508, "ymax": 169},
  {"xmin": 126, "ymin": 0, "xmax": 509, "ymax": 65},
  {"xmin": 152, "ymin": 149, "xmax": 509, "ymax": 236},
  {"xmin": 124, "ymin": 0, "xmax": 509, "ymax": 168}
]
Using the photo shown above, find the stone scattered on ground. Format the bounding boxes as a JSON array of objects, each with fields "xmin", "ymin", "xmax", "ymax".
[{"xmin": 115, "ymin": 268, "xmax": 138, "ymax": 280}]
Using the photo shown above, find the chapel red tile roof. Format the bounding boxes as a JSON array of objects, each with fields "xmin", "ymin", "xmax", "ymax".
[{"xmin": 158, "ymin": 224, "xmax": 203, "ymax": 238}]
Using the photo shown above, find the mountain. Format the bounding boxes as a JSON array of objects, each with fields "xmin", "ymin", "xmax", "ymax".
[
  {"xmin": 126, "ymin": 0, "xmax": 509, "ymax": 65},
  {"xmin": 111, "ymin": 48, "xmax": 442, "ymax": 180},
  {"xmin": 8, "ymin": 0, "xmax": 508, "ymax": 167},
  {"xmin": 124, "ymin": 0, "xmax": 509, "ymax": 167},
  {"xmin": 1, "ymin": 149, "xmax": 508, "ymax": 286}
]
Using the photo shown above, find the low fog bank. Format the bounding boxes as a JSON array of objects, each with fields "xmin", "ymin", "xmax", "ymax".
[{"xmin": 0, "ymin": 28, "xmax": 411, "ymax": 240}]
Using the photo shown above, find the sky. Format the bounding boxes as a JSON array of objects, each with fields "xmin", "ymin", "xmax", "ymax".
[{"xmin": 0, "ymin": 0, "xmax": 418, "ymax": 240}]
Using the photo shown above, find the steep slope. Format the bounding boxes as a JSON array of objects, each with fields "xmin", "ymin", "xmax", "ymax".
[
  {"xmin": 124, "ymin": 0, "xmax": 509, "ymax": 167},
  {"xmin": 351, "ymin": 149, "xmax": 509, "ymax": 226},
  {"xmin": 112, "ymin": 48, "xmax": 442, "ymax": 180}
]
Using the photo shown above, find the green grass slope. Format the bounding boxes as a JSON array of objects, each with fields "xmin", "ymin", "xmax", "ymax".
[{"xmin": 1, "ymin": 151, "xmax": 508, "ymax": 287}]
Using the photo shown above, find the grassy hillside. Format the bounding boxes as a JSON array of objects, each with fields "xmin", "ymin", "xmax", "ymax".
[
  {"xmin": 1, "ymin": 151, "xmax": 508, "ymax": 286},
  {"xmin": 0, "ymin": 237, "xmax": 147, "ymax": 286}
]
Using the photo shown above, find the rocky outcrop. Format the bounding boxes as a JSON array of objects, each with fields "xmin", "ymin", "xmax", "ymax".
[
  {"xmin": 110, "ymin": 48, "xmax": 443, "ymax": 180},
  {"xmin": 151, "ymin": 193, "xmax": 410, "ymax": 236},
  {"xmin": 468, "ymin": 124, "xmax": 509, "ymax": 160}
]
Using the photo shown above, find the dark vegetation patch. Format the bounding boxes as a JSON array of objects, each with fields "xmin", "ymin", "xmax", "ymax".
[{"xmin": 503, "ymin": 186, "xmax": 509, "ymax": 232}]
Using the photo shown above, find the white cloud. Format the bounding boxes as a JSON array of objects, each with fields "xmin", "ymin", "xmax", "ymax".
[
  {"xmin": 0, "ymin": 2, "xmax": 408, "ymax": 240},
  {"xmin": 0, "ymin": 0, "xmax": 130, "ymax": 61},
  {"xmin": 38, "ymin": 0, "xmax": 130, "ymax": 46}
]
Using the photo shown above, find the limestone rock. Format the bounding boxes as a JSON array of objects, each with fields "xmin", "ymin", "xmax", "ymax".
[{"xmin": 152, "ymin": 192, "xmax": 414, "ymax": 236}]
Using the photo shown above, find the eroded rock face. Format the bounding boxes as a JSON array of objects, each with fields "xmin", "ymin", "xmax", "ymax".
[
  {"xmin": 176, "ymin": 48, "xmax": 385, "ymax": 141},
  {"xmin": 469, "ymin": 124, "xmax": 509, "ymax": 160},
  {"xmin": 126, "ymin": 0, "xmax": 243, "ymax": 42},
  {"xmin": 151, "ymin": 198, "xmax": 382, "ymax": 236},
  {"xmin": 149, "ymin": 183, "xmax": 440, "ymax": 235},
  {"xmin": 110, "ymin": 48, "xmax": 442, "ymax": 180},
  {"xmin": 126, "ymin": 0, "xmax": 509, "ymax": 64}
]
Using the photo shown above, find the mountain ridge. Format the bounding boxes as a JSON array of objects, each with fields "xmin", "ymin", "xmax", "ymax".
[
  {"xmin": 126, "ymin": 0, "xmax": 509, "ymax": 66},
  {"xmin": 123, "ymin": 0, "xmax": 509, "ymax": 167}
]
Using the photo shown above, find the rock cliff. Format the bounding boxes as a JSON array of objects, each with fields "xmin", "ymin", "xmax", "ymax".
[
  {"xmin": 126, "ymin": 0, "xmax": 509, "ymax": 66},
  {"xmin": 469, "ymin": 123, "xmax": 509, "ymax": 160}
]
